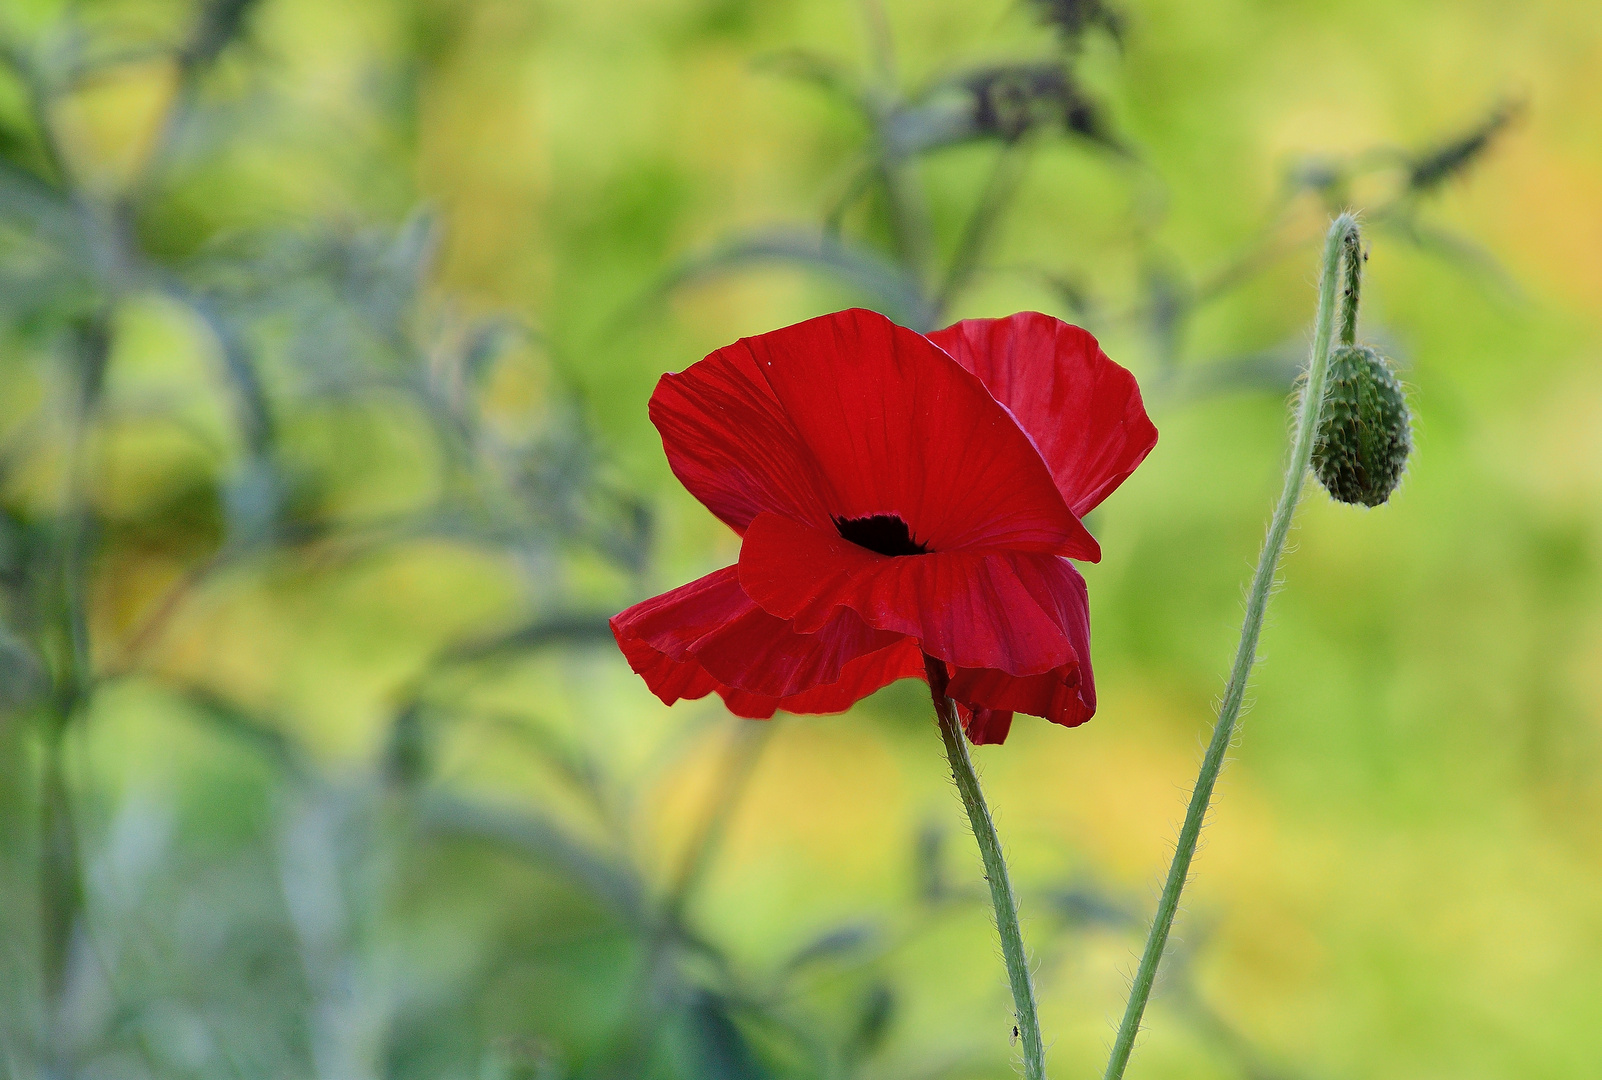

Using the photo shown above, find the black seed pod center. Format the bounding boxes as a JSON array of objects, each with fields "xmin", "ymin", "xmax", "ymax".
[{"xmin": 834, "ymin": 514, "xmax": 928, "ymax": 557}]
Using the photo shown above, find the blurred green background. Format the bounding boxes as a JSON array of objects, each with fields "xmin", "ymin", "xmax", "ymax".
[{"xmin": 1, "ymin": 0, "xmax": 1600, "ymax": 1078}]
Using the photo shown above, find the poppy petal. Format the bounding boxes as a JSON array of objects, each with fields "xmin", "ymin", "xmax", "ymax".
[
  {"xmin": 739, "ymin": 511, "xmax": 1088, "ymax": 677},
  {"xmin": 652, "ymin": 308, "xmax": 1098, "ymax": 558},
  {"xmin": 616, "ymin": 630, "xmax": 724, "ymax": 704},
  {"xmin": 956, "ymin": 705, "xmax": 1015, "ymax": 745},
  {"xmin": 928, "ymin": 312, "xmax": 1158, "ymax": 517},
  {"xmin": 721, "ymin": 639, "xmax": 926, "ymax": 718},
  {"xmin": 947, "ymin": 660, "xmax": 1094, "ymax": 728},
  {"xmin": 945, "ymin": 548, "xmax": 1095, "ymax": 738},
  {"xmin": 619, "ymin": 635, "xmax": 923, "ymax": 720},
  {"xmin": 611, "ymin": 566, "xmax": 907, "ymax": 699},
  {"xmin": 648, "ymin": 350, "xmax": 834, "ymax": 538}
]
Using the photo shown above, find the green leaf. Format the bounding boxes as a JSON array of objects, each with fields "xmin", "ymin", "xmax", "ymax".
[
  {"xmin": 683, "ymin": 990, "xmax": 772, "ymax": 1080},
  {"xmin": 779, "ymin": 923, "xmax": 878, "ymax": 977},
  {"xmin": 752, "ymin": 49, "xmax": 869, "ymax": 117},
  {"xmin": 417, "ymin": 793, "xmax": 645, "ymax": 926}
]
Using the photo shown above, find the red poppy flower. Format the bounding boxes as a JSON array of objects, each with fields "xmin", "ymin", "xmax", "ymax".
[{"xmin": 611, "ymin": 308, "xmax": 1156, "ymax": 744}]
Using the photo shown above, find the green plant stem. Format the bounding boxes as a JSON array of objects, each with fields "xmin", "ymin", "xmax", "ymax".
[
  {"xmin": 602, "ymin": 719, "xmax": 770, "ymax": 1080},
  {"xmin": 40, "ymin": 312, "xmax": 112, "ymax": 1043},
  {"xmin": 878, "ymin": 151, "xmax": 933, "ymax": 289},
  {"xmin": 1103, "ymin": 213, "xmax": 1361, "ymax": 1080},
  {"xmin": 663, "ymin": 719, "xmax": 770, "ymax": 925},
  {"xmin": 937, "ymin": 143, "xmax": 1029, "ymax": 316},
  {"xmin": 39, "ymin": 730, "xmax": 81, "ymax": 1007},
  {"xmin": 1338, "ymin": 226, "xmax": 1363, "ymax": 346},
  {"xmin": 925, "ymin": 654, "xmax": 1045, "ymax": 1080}
]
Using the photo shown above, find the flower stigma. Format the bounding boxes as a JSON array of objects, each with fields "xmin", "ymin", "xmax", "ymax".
[{"xmin": 833, "ymin": 513, "xmax": 929, "ymax": 557}]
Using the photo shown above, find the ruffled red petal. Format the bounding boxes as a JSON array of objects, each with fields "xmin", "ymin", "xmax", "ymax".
[
  {"xmin": 616, "ymin": 631, "xmax": 724, "ymax": 704},
  {"xmin": 721, "ymin": 639, "xmax": 925, "ymax": 718},
  {"xmin": 650, "ymin": 308, "xmax": 1097, "ymax": 559},
  {"xmin": 739, "ymin": 511, "xmax": 1091, "ymax": 680},
  {"xmin": 928, "ymin": 312, "xmax": 1158, "ymax": 517},
  {"xmin": 610, "ymin": 566, "xmax": 924, "ymax": 717},
  {"xmin": 615, "ymin": 619, "xmax": 923, "ymax": 719},
  {"xmin": 944, "ymin": 550, "xmax": 1094, "ymax": 744},
  {"xmin": 949, "ymin": 659, "xmax": 1092, "ymax": 726},
  {"xmin": 956, "ymin": 704, "xmax": 1015, "ymax": 745}
]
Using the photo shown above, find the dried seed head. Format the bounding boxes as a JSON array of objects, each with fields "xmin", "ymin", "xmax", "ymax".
[
  {"xmin": 1029, "ymin": 0, "xmax": 1125, "ymax": 51},
  {"xmin": 961, "ymin": 63, "xmax": 1120, "ymax": 149},
  {"xmin": 1312, "ymin": 344, "xmax": 1412, "ymax": 507}
]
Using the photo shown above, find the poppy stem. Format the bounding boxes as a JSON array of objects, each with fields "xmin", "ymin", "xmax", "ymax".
[
  {"xmin": 1102, "ymin": 213, "xmax": 1363, "ymax": 1080},
  {"xmin": 1338, "ymin": 225, "xmax": 1363, "ymax": 346},
  {"xmin": 925, "ymin": 654, "xmax": 1047, "ymax": 1080}
]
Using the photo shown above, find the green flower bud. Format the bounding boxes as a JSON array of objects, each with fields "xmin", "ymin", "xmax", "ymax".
[{"xmin": 1311, "ymin": 344, "xmax": 1411, "ymax": 507}]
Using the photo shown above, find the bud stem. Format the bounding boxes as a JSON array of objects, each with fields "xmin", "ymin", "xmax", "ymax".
[
  {"xmin": 1102, "ymin": 214, "xmax": 1362, "ymax": 1080},
  {"xmin": 925, "ymin": 654, "xmax": 1046, "ymax": 1080},
  {"xmin": 1338, "ymin": 225, "xmax": 1363, "ymax": 346}
]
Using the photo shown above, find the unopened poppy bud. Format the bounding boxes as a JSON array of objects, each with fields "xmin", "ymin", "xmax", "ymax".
[{"xmin": 1311, "ymin": 344, "xmax": 1411, "ymax": 507}]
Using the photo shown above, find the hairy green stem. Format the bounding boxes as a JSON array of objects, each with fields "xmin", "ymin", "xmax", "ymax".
[
  {"xmin": 1103, "ymin": 213, "xmax": 1362, "ymax": 1080},
  {"xmin": 926, "ymin": 655, "xmax": 1045, "ymax": 1080},
  {"xmin": 1338, "ymin": 226, "xmax": 1363, "ymax": 347}
]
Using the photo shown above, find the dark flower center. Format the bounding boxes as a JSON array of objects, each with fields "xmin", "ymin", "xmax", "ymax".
[{"xmin": 834, "ymin": 513, "xmax": 928, "ymax": 557}]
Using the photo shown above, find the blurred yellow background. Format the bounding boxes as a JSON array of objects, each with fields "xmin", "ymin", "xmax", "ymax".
[{"xmin": 2, "ymin": 0, "xmax": 1601, "ymax": 1078}]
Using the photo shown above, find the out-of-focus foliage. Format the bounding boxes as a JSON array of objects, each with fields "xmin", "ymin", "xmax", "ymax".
[{"xmin": 0, "ymin": 1, "xmax": 1599, "ymax": 1079}]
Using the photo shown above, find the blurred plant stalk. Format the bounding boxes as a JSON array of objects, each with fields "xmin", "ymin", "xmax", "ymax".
[{"xmin": 0, "ymin": 1, "xmax": 645, "ymax": 1072}]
